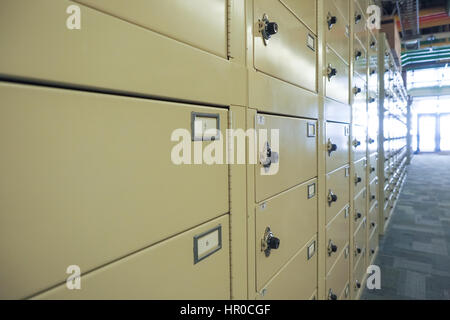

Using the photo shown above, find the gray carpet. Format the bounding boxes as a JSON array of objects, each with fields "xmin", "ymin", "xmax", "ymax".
[{"xmin": 362, "ymin": 154, "xmax": 450, "ymax": 300}]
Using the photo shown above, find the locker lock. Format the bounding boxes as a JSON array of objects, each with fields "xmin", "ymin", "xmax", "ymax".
[
  {"xmin": 327, "ymin": 65, "xmax": 338, "ymax": 80},
  {"xmin": 371, "ymin": 194, "xmax": 376, "ymax": 201},
  {"xmin": 355, "ymin": 13, "xmax": 362, "ymax": 24},
  {"xmin": 327, "ymin": 13, "xmax": 338, "ymax": 30},
  {"xmin": 353, "ymin": 87, "xmax": 362, "ymax": 95},
  {"xmin": 260, "ymin": 141, "xmax": 279, "ymax": 170},
  {"xmin": 370, "ymin": 69, "xmax": 376, "ymax": 76},
  {"xmin": 368, "ymin": 137, "xmax": 375, "ymax": 144},
  {"xmin": 328, "ymin": 240, "xmax": 338, "ymax": 256},
  {"xmin": 261, "ymin": 227, "xmax": 280, "ymax": 257},
  {"xmin": 371, "ymin": 222, "xmax": 376, "ymax": 229},
  {"xmin": 371, "ymin": 248, "xmax": 375, "ymax": 255},
  {"xmin": 259, "ymin": 14, "xmax": 278, "ymax": 45},
  {"xmin": 352, "ymin": 139, "xmax": 361, "ymax": 148},
  {"xmin": 327, "ymin": 139, "xmax": 338, "ymax": 155},
  {"xmin": 355, "ymin": 212, "xmax": 362, "ymax": 221},
  {"xmin": 355, "ymin": 50, "xmax": 362, "ymax": 61},
  {"xmin": 370, "ymin": 41, "xmax": 376, "ymax": 48},
  {"xmin": 355, "ymin": 246, "xmax": 362, "ymax": 255},
  {"xmin": 328, "ymin": 289, "xmax": 338, "ymax": 301},
  {"xmin": 355, "ymin": 176, "xmax": 362, "ymax": 185},
  {"xmin": 370, "ymin": 166, "xmax": 376, "ymax": 173},
  {"xmin": 369, "ymin": 97, "xmax": 376, "ymax": 103},
  {"xmin": 327, "ymin": 191, "xmax": 338, "ymax": 205},
  {"xmin": 355, "ymin": 280, "xmax": 361, "ymax": 289}
]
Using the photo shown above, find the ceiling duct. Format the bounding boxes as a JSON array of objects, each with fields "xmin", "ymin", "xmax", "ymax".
[{"xmin": 397, "ymin": 0, "xmax": 421, "ymax": 50}]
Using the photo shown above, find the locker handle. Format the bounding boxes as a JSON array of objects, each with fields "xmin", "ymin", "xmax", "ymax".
[
  {"xmin": 353, "ymin": 87, "xmax": 362, "ymax": 95},
  {"xmin": 327, "ymin": 65, "xmax": 338, "ymax": 80},
  {"xmin": 328, "ymin": 289, "xmax": 338, "ymax": 300},
  {"xmin": 327, "ymin": 191, "xmax": 338, "ymax": 205},
  {"xmin": 262, "ymin": 227, "xmax": 280, "ymax": 257},
  {"xmin": 327, "ymin": 14, "xmax": 337, "ymax": 30},
  {"xmin": 327, "ymin": 139, "xmax": 338, "ymax": 155},
  {"xmin": 352, "ymin": 139, "xmax": 361, "ymax": 148},
  {"xmin": 328, "ymin": 240, "xmax": 338, "ymax": 256},
  {"xmin": 259, "ymin": 14, "xmax": 278, "ymax": 45}
]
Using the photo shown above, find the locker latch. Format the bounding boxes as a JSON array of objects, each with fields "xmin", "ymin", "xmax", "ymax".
[
  {"xmin": 327, "ymin": 139, "xmax": 338, "ymax": 155},
  {"xmin": 327, "ymin": 240, "xmax": 338, "ymax": 256},
  {"xmin": 327, "ymin": 65, "xmax": 338, "ymax": 81},
  {"xmin": 261, "ymin": 227, "xmax": 280, "ymax": 257},
  {"xmin": 327, "ymin": 190, "xmax": 338, "ymax": 206},
  {"xmin": 353, "ymin": 86, "xmax": 362, "ymax": 96},
  {"xmin": 328, "ymin": 289, "xmax": 338, "ymax": 300},
  {"xmin": 260, "ymin": 141, "xmax": 279, "ymax": 170},
  {"xmin": 258, "ymin": 14, "xmax": 278, "ymax": 46},
  {"xmin": 352, "ymin": 139, "xmax": 361, "ymax": 148},
  {"xmin": 327, "ymin": 13, "xmax": 337, "ymax": 30}
]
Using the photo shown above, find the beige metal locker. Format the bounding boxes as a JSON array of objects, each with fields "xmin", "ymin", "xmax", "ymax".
[
  {"xmin": 325, "ymin": 47, "xmax": 350, "ymax": 105},
  {"xmin": 326, "ymin": 165, "xmax": 350, "ymax": 224},
  {"xmin": 255, "ymin": 114, "xmax": 317, "ymax": 202},
  {"xmin": 257, "ymin": 235, "xmax": 318, "ymax": 300},
  {"xmin": 32, "ymin": 215, "xmax": 231, "ymax": 299},
  {"xmin": 253, "ymin": 0, "xmax": 317, "ymax": 92},
  {"xmin": 325, "ymin": 206, "xmax": 350, "ymax": 274},
  {"xmin": 0, "ymin": 81, "xmax": 229, "ymax": 299},
  {"xmin": 326, "ymin": 245, "xmax": 350, "ymax": 300},
  {"xmin": 324, "ymin": 0, "xmax": 350, "ymax": 63},
  {"xmin": 326, "ymin": 122, "xmax": 350, "ymax": 172},
  {"xmin": 256, "ymin": 178, "xmax": 318, "ymax": 291}
]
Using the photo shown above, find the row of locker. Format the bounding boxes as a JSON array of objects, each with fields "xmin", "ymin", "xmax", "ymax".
[{"xmin": 0, "ymin": 0, "xmax": 410, "ymax": 300}]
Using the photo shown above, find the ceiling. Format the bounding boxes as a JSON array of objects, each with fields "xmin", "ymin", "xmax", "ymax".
[{"xmin": 379, "ymin": 0, "xmax": 450, "ymax": 51}]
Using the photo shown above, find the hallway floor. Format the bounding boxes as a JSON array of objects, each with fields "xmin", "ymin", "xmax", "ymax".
[{"xmin": 362, "ymin": 154, "xmax": 450, "ymax": 300}]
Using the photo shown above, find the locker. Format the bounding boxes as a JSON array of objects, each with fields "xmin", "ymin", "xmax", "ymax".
[
  {"xmin": 326, "ymin": 246, "xmax": 350, "ymax": 300},
  {"xmin": 280, "ymin": 0, "xmax": 317, "ymax": 34},
  {"xmin": 326, "ymin": 122, "xmax": 350, "ymax": 173},
  {"xmin": 0, "ymin": 0, "xmax": 244, "ymax": 107},
  {"xmin": 257, "ymin": 235, "xmax": 317, "ymax": 300},
  {"xmin": 369, "ymin": 178, "xmax": 379, "ymax": 205},
  {"xmin": 255, "ymin": 114, "xmax": 317, "ymax": 202},
  {"xmin": 325, "ymin": 46, "xmax": 350, "ymax": 105},
  {"xmin": 324, "ymin": 0, "xmax": 350, "ymax": 63},
  {"xmin": 326, "ymin": 165, "xmax": 351, "ymax": 225},
  {"xmin": 256, "ymin": 178, "xmax": 318, "ymax": 291},
  {"xmin": 369, "ymin": 153, "xmax": 378, "ymax": 181},
  {"xmin": 354, "ymin": 158, "xmax": 367, "ymax": 196},
  {"xmin": 353, "ymin": 189, "xmax": 367, "ymax": 232},
  {"xmin": 326, "ymin": 206, "xmax": 350, "ymax": 275},
  {"xmin": 74, "ymin": 0, "xmax": 228, "ymax": 58},
  {"xmin": 352, "ymin": 75, "xmax": 367, "ymax": 127},
  {"xmin": 353, "ymin": 36, "xmax": 368, "ymax": 79},
  {"xmin": 368, "ymin": 203, "xmax": 379, "ymax": 236},
  {"xmin": 325, "ymin": 98, "xmax": 352, "ymax": 124},
  {"xmin": 254, "ymin": 0, "xmax": 317, "ymax": 92},
  {"xmin": 353, "ymin": 1, "xmax": 366, "ymax": 35},
  {"xmin": 0, "ymin": 82, "xmax": 229, "ymax": 299},
  {"xmin": 33, "ymin": 215, "xmax": 231, "ymax": 299},
  {"xmin": 368, "ymin": 227, "xmax": 379, "ymax": 262},
  {"xmin": 353, "ymin": 218, "xmax": 367, "ymax": 267},
  {"xmin": 352, "ymin": 124, "xmax": 368, "ymax": 162},
  {"xmin": 353, "ymin": 250, "xmax": 367, "ymax": 299}
]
